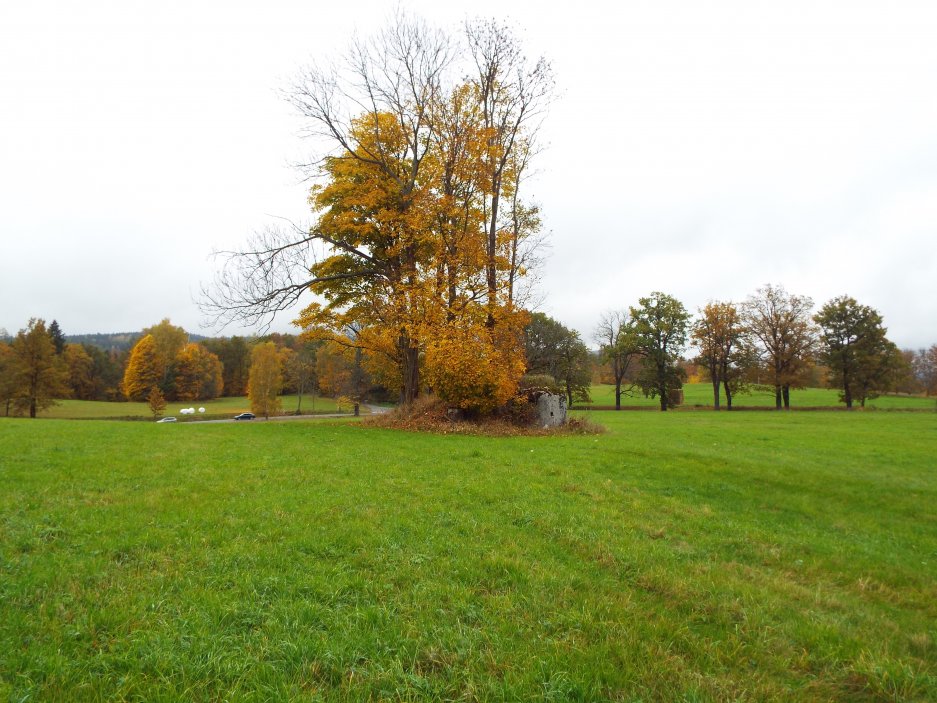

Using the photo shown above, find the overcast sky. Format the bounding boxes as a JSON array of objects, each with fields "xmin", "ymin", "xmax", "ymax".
[{"xmin": 2, "ymin": 0, "xmax": 935, "ymax": 348}]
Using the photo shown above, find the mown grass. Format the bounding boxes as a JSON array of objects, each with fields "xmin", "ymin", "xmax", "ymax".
[
  {"xmin": 39, "ymin": 394, "xmax": 345, "ymax": 420},
  {"xmin": 1, "ymin": 412, "xmax": 935, "ymax": 701},
  {"xmin": 583, "ymin": 383, "xmax": 937, "ymax": 410}
]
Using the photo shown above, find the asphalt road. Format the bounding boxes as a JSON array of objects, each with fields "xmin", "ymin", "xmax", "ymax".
[{"xmin": 168, "ymin": 404, "xmax": 391, "ymax": 425}]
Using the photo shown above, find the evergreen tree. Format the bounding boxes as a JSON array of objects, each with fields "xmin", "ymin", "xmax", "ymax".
[{"xmin": 48, "ymin": 320, "xmax": 66, "ymax": 355}]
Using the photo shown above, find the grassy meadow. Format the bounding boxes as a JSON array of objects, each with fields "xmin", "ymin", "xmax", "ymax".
[
  {"xmin": 582, "ymin": 383, "xmax": 937, "ymax": 411},
  {"xmin": 1, "ymin": 411, "xmax": 936, "ymax": 701},
  {"xmin": 38, "ymin": 394, "xmax": 346, "ymax": 420}
]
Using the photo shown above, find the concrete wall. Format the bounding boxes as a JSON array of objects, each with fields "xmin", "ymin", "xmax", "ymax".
[{"xmin": 536, "ymin": 393, "xmax": 567, "ymax": 427}]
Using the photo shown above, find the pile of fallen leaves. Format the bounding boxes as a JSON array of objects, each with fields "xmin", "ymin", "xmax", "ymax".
[{"xmin": 364, "ymin": 395, "xmax": 605, "ymax": 437}]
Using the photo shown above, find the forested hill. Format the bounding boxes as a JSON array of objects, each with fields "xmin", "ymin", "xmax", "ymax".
[{"xmin": 67, "ymin": 332, "xmax": 207, "ymax": 352}]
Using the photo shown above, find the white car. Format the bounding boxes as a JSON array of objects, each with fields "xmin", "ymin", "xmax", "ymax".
[{"xmin": 156, "ymin": 416, "xmax": 177, "ymax": 423}]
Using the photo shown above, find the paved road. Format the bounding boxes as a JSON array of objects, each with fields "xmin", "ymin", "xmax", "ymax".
[{"xmin": 171, "ymin": 404, "xmax": 393, "ymax": 425}]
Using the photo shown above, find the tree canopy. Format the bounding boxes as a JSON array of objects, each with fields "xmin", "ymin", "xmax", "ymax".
[
  {"xmin": 202, "ymin": 14, "xmax": 552, "ymax": 412},
  {"xmin": 631, "ymin": 292, "xmax": 690, "ymax": 411},
  {"xmin": 815, "ymin": 296, "xmax": 897, "ymax": 408}
]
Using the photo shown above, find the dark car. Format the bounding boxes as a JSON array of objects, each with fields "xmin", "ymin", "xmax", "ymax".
[{"xmin": 233, "ymin": 412, "xmax": 256, "ymax": 421}]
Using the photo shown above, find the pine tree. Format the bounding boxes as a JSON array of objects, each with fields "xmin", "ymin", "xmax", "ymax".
[{"xmin": 48, "ymin": 320, "xmax": 66, "ymax": 355}]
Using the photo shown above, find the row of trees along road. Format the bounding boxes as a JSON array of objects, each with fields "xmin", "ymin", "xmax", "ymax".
[
  {"xmin": 593, "ymin": 284, "xmax": 914, "ymax": 411},
  {"xmin": 201, "ymin": 14, "xmax": 554, "ymax": 414}
]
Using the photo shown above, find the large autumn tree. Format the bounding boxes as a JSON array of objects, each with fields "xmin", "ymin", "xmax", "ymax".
[
  {"xmin": 202, "ymin": 13, "xmax": 551, "ymax": 412},
  {"xmin": 248, "ymin": 342, "xmax": 282, "ymax": 419},
  {"xmin": 122, "ymin": 334, "xmax": 162, "ymax": 401},
  {"xmin": 171, "ymin": 343, "xmax": 224, "ymax": 401},
  {"xmin": 742, "ymin": 284, "xmax": 817, "ymax": 410},
  {"xmin": 9, "ymin": 319, "xmax": 69, "ymax": 418},
  {"xmin": 692, "ymin": 301, "xmax": 753, "ymax": 410}
]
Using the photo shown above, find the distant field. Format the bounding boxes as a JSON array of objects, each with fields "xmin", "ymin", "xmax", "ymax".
[
  {"xmin": 583, "ymin": 382, "xmax": 937, "ymax": 410},
  {"xmin": 1, "ymin": 412, "xmax": 935, "ymax": 700},
  {"xmin": 38, "ymin": 394, "xmax": 346, "ymax": 420}
]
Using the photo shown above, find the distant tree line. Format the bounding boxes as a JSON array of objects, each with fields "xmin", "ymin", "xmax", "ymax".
[
  {"xmin": 526, "ymin": 285, "xmax": 936, "ymax": 411},
  {"xmin": 2, "ymin": 285, "xmax": 935, "ymax": 418},
  {"xmin": 0, "ymin": 318, "xmax": 377, "ymax": 418}
]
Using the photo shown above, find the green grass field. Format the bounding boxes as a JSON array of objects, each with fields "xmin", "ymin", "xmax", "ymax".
[
  {"xmin": 1, "ymin": 412, "xmax": 935, "ymax": 700},
  {"xmin": 583, "ymin": 383, "xmax": 937, "ymax": 410},
  {"xmin": 38, "ymin": 394, "xmax": 346, "ymax": 420}
]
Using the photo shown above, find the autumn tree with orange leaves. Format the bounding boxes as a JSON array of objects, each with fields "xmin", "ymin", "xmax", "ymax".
[
  {"xmin": 202, "ymin": 14, "xmax": 551, "ymax": 414},
  {"xmin": 692, "ymin": 301, "xmax": 755, "ymax": 410},
  {"xmin": 122, "ymin": 334, "xmax": 162, "ymax": 401},
  {"xmin": 171, "ymin": 343, "xmax": 224, "ymax": 401}
]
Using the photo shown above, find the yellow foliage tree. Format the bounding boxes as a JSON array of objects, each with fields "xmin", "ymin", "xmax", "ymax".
[
  {"xmin": 207, "ymin": 17, "xmax": 551, "ymax": 415},
  {"xmin": 172, "ymin": 343, "xmax": 224, "ymax": 401},
  {"xmin": 424, "ymin": 311, "xmax": 528, "ymax": 413},
  {"xmin": 248, "ymin": 342, "xmax": 282, "ymax": 419},
  {"xmin": 142, "ymin": 319, "xmax": 188, "ymax": 372},
  {"xmin": 122, "ymin": 334, "xmax": 162, "ymax": 401},
  {"xmin": 63, "ymin": 343, "xmax": 95, "ymax": 400}
]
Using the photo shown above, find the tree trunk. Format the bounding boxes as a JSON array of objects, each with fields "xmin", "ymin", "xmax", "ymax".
[
  {"xmin": 615, "ymin": 382, "xmax": 621, "ymax": 410},
  {"xmin": 485, "ymin": 192, "xmax": 500, "ymax": 329},
  {"xmin": 398, "ymin": 339, "xmax": 420, "ymax": 405},
  {"xmin": 774, "ymin": 385, "xmax": 782, "ymax": 410},
  {"xmin": 782, "ymin": 384, "xmax": 791, "ymax": 409},
  {"xmin": 712, "ymin": 377, "xmax": 721, "ymax": 410},
  {"xmin": 724, "ymin": 380, "xmax": 733, "ymax": 410}
]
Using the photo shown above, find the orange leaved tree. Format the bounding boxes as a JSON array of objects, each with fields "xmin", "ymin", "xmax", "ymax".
[
  {"xmin": 172, "ymin": 343, "xmax": 224, "ymax": 401},
  {"xmin": 122, "ymin": 334, "xmax": 162, "ymax": 401},
  {"xmin": 203, "ymin": 15, "xmax": 551, "ymax": 413}
]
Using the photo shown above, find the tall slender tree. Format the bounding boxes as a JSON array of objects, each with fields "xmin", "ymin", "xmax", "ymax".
[
  {"xmin": 692, "ymin": 301, "xmax": 751, "ymax": 410},
  {"xmin": 48, "ymin": 320, "xmax": 66, "ymax": 355},
  {"xmin": 0, "ymin": 341, "xmax": 19, "ymax": 416},
  {"xmin": 248, "ymin": 342, "xmax": 283, "ymax": 419},
  {"xmin": 122, "ymin": 334, "xmax": 162, "ymax": 401},
  {"xmin": 594, "ymin": 310, "xmax": 639, "ymax": 410}
]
